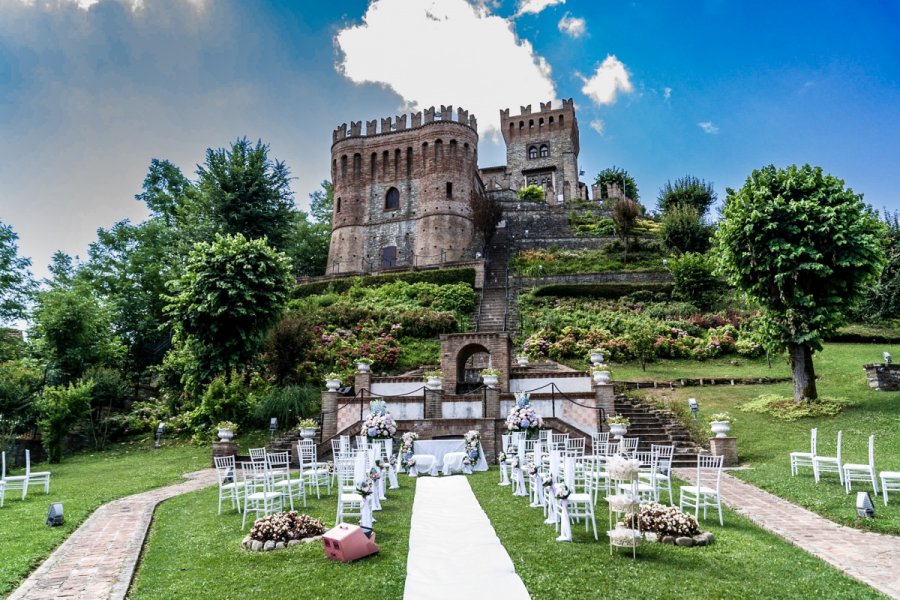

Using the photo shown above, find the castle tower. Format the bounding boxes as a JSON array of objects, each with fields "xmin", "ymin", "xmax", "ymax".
[
  {"xmin": 500, "ymin": 98, "xmax": 582, "ymax": 203},
  {"xmin": 328, "ymin": 106, "xmax": 481, "ymax": 275}
]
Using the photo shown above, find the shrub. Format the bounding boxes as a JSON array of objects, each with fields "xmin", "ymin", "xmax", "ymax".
[
  {"xmin": 669, "ymin": 252, "xmax": 722, "ymax": 310},
  {"xmin": 254, "ymin": 384, "xmax": 321, "ymax": 427},
  {"xmin": 263, "ymin": 312, "xmax": 319, "ymax": 384},
  {"xmin": 35, "ymin": 380, "xmax": 94, "ymax": 463},
  {"xmin": 291, "ymin": 267, "xmax": 476, "ymax": 298},
  {"xmin": 661, "ymin": 204, "xmax": 711, "ymax": 254},
  {"xmin": 517, "ymin": 184, "xmax": 545, "ymax": 202},
  {"xmin": 740, "ymin": 394, "xmax": 853, "ymax": 421},
  {"xmin": 198, "ymin": 376, "xmax": 256, "ymax": 431}
]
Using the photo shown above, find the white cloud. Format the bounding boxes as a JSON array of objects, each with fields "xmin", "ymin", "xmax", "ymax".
[
  {"xmin": 589, "ymin": 119, "xmax": 604, "ymax": 135},
  {"xmin": 336, "ymin": 0, "xmax": 557, "ymax": 133},
  {"xmin": 580, "ymin": 55, "xmax": 633, "ymax": 106},
  {"xmin": 698, "ymin": 121, "xmax": 719, "ymax": 134},
  {"xmin": 557, "ymin": 13, "xmax": 585, "ymax": 38},
  {"xmin": 663, "ymin": 87, "xmax": 672, "ymax": 101},
  {"xmin": 516, "ymin": 0, "xmax": 564, "ymax": 16}
]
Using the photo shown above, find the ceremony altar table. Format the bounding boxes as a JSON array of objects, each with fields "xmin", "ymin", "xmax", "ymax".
[{"xmin": 412, "ymin": 439, "xmax": 489, "ymax": 475}]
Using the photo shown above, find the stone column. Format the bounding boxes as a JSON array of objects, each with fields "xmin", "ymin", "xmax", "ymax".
[
  {"xmin": 484, "ymin": 387, "xmax": 500, "ymax": 419},
  {"xmin": 710, "ymin": 437, "xmax": 738, "ymax": 467},
  {"xmin": 593, "ymin": 383, "xmax": 616, "ymax": 423},
  {"xmin": 322, "ymin": 390, "xmax": 339, "ymax": 440},
  {"xmin": 354, "ymin": 370, "xmax": 371, "ymax": 393},
  {"xmin": 424, "ymin": 388, "xmax": 443, "ymax": 419},
  {"xmin": 212, "ymin": 441, "xmax": 237, "ymax": 467}
]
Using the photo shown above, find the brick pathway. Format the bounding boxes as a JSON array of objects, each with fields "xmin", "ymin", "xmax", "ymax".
[
  {"xmin": 674, "ymin": 468, "xmax": 900, "ymax": 599},
  {"xmin": 9, "ymin": 469, "xmax": 217, "ymax": 600}
]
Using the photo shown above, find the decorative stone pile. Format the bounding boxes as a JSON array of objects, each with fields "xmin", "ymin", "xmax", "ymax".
[
  {"xmin": 242, "ymin": 534, "xmax": 323, "ymax": 552},
  {"xmin": 643, "ymin": 531, "xmax": 715, "ymax": 547},
  {"xmin": 622, "ymin": 502, "xmax": 715, "ymax": 549},
  {"xmin": 241, "ymin": 511, "xmax": 326, "ymax": 552}
]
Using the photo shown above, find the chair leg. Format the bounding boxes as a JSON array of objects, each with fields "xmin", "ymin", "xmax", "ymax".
[
  {"xmin": 813, "ymin": 461, "xmax": 820, "ymax": 483},
  {"xmin": 871, "ymin": 471, "xmax": 879, "ymax": 495},
  {"xmin": 717, "ymin": 495, "xmax": 723, "ymax": 527},
  {"xmin": 218, "ymin": 490, "xmax": 223, "ymax": 515}
]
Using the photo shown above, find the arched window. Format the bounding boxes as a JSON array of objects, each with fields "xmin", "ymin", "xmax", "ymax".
[
  {"xmin": 370, "ymin": 153, "xmax": 377, "ymax": 180},
  {"xmin": 406, "ymin": 147, "xmax": 413, "ymax": 178},
  {"xmin": 529, "ymin": 119, "xmax": 534, "ymax": 129},
  {"xmin": 540, "ymin": 144, "xmax": 549, "ymax": 158},
  {"xmin": 549, "ymin": 116, "xmax": 555, "ymax": 125},
  {"xmin": 340, "ymin": 155, "xmax": 347, "ymax": 180},
  {"xmin": 381, "ymin": 246, "xmax": 397, "ymax": 268},
  {"xmin": 539, "ymin": 117, "xmax": 544, "ymax": 128},
  {"xmin": 385, "ymin": 187, "xmax": 400, "ymax": 210},
  {"xmin": 528, "ymin": 146, "xmax": 538, "ymax": 159},
  {"xmin": 336, "ymin": 197, "xmax": 341, "ymax": 213}
]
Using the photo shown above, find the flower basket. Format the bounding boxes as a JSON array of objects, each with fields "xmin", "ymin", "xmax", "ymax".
[
  {"xmin": 608, "ymin": 527, "xmax": 643, "ymax": 548},
  {"xmin": 592, "ymin": 369, "xmax": 611, "ymax": 385}
]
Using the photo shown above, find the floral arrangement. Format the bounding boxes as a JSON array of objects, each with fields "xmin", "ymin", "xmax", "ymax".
[
  {"xmin": 297, "ymin": 418, "xmax": 319, "ymax": 429},
  {"xmin": 607, "ymin": 455, "xmax": 641, "ymax": 481},
  {"xmin": 357, "ymin": 357, "xmax": 374, "ymax": 365},
  {"xmin": 541, "ymin": 473, "xmax": 553, "ymax": 487},
  {"xmin": 607, "ymin": 415, "xmax": 630, "ymax": 426},
  {"xmin": 325, "ymin": 372, "xmax": 342, "ymax": 382},
  {"xmin": 326, "ymin": 461, "xmax": 334, "ymax": 475},
  {"xmin": 554, "ymin": 483, "xmax": 571, "ymax": 499},
  {"xmin": 216, "ymin": 421, "xmax": 237, "ymax": 432},
  {"xmin": 510, "ymin": 455, "xmax": 520, "ymax": 469},
  {"xmin": 363, "ymin": 401, "xmax": 396, "ymax": 439},
  {"xmin": 464, "ymin": 430, "xmax": 481, "ymax": 465},
  {"xmin": 605, "ymin": 493, "xmax": 641, "ymax": 514},
  {"xmin": 709, "ymin": 412, "xmax": 733, "ymax": 423},
  {"xmin": 423, "ymin": 369, "xmax": 443, "ymax": 378},
  {"xmin": 400, "ymin": 432, "xmax": 418, "ymax": 468},
  {"xmin": 497, "ymin": 451, "xmax": 507, "ymax": 464},
  {"xmin": 622, "ymin": 503, "xmax": 701, "ymax": 537},
  {"xmin": 356, "ymin": 480, "xmax": 373, "ymax": 497},
  {"xmin": 526, "ymin": 463, "xmax": 538, "ymax": 476},
  {"xmin": 389, "ymin": 456, "xmax": 397, "ymax": 467},
  {"xmin": 249, "ymin": 511, "xmax": 326, "ymax": 543},
  {"xmin": 480, "ymin": 367, "xmax": 502, "ymax": 377},
  {"xmin": 505, "ymin": 392, "xmax": 544, "ymax": 433},
  {"xmin": 607, "ymin": 526, "xmax": 642, "ymax": 548},
  {"xmin": 369, "ymin": 466, "xmax": 381, "ymax": 481}
]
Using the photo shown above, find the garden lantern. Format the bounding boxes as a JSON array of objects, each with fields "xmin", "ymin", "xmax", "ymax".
[
  {"xmin": 155, "ymin": 422, "xmax": 165, "ymax": 448},
  {"xmin": 46, "ymin": 502, "xmax": 64, "ymax": 526},
  {"xmin": 856, "ymin": 491, "xmax": 875, "ymax": 518},
  {"xmin": 270, "ymin": 417, "xmax": 278, "ymax": 437}
]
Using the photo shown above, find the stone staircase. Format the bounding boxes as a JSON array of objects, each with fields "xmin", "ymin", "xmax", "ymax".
[
  {"xmin": 477, "ymin": 227, "xmax": 513, "ymax": 332},
  {"xmin": 614, "ymin": 394, "xmax": 704, "ymax": 468}
]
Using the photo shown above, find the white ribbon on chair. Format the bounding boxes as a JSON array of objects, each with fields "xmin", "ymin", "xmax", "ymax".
[
  {"xmin": 409, "ymin": 463, "xmax": 418, "ymax": 477},
  {"xmin": 499, "ymin": 460, "xmax": 510, "ymax": 486},
  {"xmin": 361, "ymin": 495, "xmax": 373, "ymax": 529},
  {"xmin": 378, "ymin": 469, "xmax": 387, "ymax": 500},
  {"xmin": 513, "ymin": 440, "xmax": 528, "ymax": 497},
  {"xmin": 529, "ymin": 440, "xmax": 543, "ymax": 507},
  {"xmin": 557, "ymin": 499, "xmax": 572, "ymax": 542},
  {"xmin": 544, "ymin": 451, "xmax": 561, "ymax": 524},
  {"xmin": 388, "ymin": 462, "xmax": 400, "ymax": 489},
  {"xmin": 372, "ymin": 483, "xmax": 382, "ymax": 511}
]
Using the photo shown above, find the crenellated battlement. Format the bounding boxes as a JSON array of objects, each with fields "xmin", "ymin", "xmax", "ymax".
[
  {"xmin": 333, "ymin": 105, "xmax": 478, "ymax": 143},
  {"xmin": 500, "ymin": 98, "xmax": 575, "ymax": 120}
]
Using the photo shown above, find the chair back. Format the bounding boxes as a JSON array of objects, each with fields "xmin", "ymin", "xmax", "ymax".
[
  {"xmin": 298, "ymin": 439, "xmax": 317, "ymax": 467},
  {"xmin": 810, "ymin": 428, "xmax": 818, "ymax": 457},
  {"xmin": 551, "ymin": 433, "xmax": 568, "ymax": 451},
  {"xmin": 867, "ymin": 434, "xmax": 876, "ymax": 468},
  {"xmin": 549, "ymin": 450, "xmax": 561, "ymax": 481},
  {"xmin": 267, "ymin": 451, "xmax": 291, "ymax": 477},
  {"xmin": 355, "ymin": 435, "xmax": 369, "ymax": 451},
  {"xmin": 566, "ymin": 437, "xmax": 585, "ymax": 457},
  {"xmin": 214, "ymin": 455, "xmax": 237, "ymax": 484},
  {"xmin": 501, "ymin": 434, "xmax": 511, "ymax": 454},
  {"xmin": 696, "ymin": 454, "xmax": 724, "ymax": 491},
  {"xmin": 330, "ymin": 439, "xmax": 344, "ymax": 459},
  {"xmin": 620, "ymin": 437, "xmax": 639, "ymax": 454},
  {"xmin": 533, "ymin": 441, "xmax": 543, "ymax": 465},
  {"xmin": 339, "ymin": 435, "xmax": 351, "ymax": 452},
  {"xmin": 249, "ymin": 447, "xmax": 267, "ymax": 464},
  {"xmin": 241, "ymin": 461, "xmax": 270, "ymax": 495},
  {"xmin": 651, "ymin": 445, "xmax": 674, "ymax": 473}
]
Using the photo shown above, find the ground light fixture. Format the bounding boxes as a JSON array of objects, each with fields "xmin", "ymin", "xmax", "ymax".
[
  {"xmin": 884, "ymin": 352, "xmax": 892, "ymax": 365},
  {"xmin": 46, "ymin": 502, "xmax": 64, "ymax": 526},
  {"xmin": 155, "ymin": 422, "xmax": 165, "ymax": 448},
  {"xmin": 270, "ymin": 417, "xmax": 278, "ymax": 438},
  {"xmin": 856, "ymin": 491, "xmax": 875, "ymax": 519},
  {"xmin": 688, "ymin": 398, "xmax": 699, "ymax": 420}
]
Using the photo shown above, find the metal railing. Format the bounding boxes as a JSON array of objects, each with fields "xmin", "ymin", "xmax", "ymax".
[{"xmin": 513, "ymin": 382, "xmax": 607, "ymax": 432}]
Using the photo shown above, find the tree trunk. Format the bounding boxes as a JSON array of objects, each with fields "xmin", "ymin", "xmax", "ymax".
[{"xmin": 788, "ymin": 343, "xmax": 817, "ymax": 401}]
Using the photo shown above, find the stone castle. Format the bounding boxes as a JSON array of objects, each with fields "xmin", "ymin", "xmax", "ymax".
[{"xmin": 327, "ymin": 100, "xmax": 588, "ymax": 275}]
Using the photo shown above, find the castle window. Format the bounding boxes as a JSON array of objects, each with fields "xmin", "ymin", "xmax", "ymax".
[
  {"xmin": 519, "ymin": 120, "xmax": 524, "ymax": 130},
  {"xmin": 435, "ymin": 139, "xmax": 443, "ymax": 162},
  {"xmin": 381, "ymin": 246, "xmax": 397, "ymax": 269},
  {"xmin": 407, "ymin": 147, "xmax": 413, "ymax": 178},
  {"xmin": 559, "ymin": 114, "xmax": 564, "ymax": 126},
  {"xmin": 446, "ymin": 182, "xmax": 453, "ymax": 198},
  {"xmin": 528, "ymin": 145, "xmax": 538, "ymax": 159},
  {"xmin": 395, "ymin": 149, "xmax": 401, "ymax": 179},
  {"xmin": 540, "ymin": 144, "xmax": 549, "ymax": 158},
  {"xmin": 352, "ymin": 153, "xmax": 361, "ymax": 181},
  {"xmin": 529, "ymin": 119, "xmax": 534, "ymax": 129},
  {"xmin": 383, "ymin": 150, "xmax": 389, "ymax": 179},
  {"xmin": 340, "ymin": 155, "xmax": 347, "ymax": 180},
  {"xmin": 336, "ymin": 197, "xmax": 341, "ymax": 213},
  {"xmin": 422, "ymin": 142, "xmax": 428, "ymax": 166},
  {"xmin": 371, "ymin": 153, "xmax": 377, "ymax": 180},
  {"xmin": 385, "ymin": 187, "xmax": 400, "ymax": 210},
  {"xmin": 539, "ymin": 117, "xmax": 544, "ymax": 128},
  {"xmin": 549, "ymin": 116, "xmax": 555, "ymax": 125}
]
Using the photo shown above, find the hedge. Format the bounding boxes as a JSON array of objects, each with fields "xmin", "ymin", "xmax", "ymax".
[
  {"xmin": 532, "ymin": 282, "xmax": 674, "ymax": 299},
  {"xmin": 292, "ymin": 267, "xmax": 477, "ymax": 298}
]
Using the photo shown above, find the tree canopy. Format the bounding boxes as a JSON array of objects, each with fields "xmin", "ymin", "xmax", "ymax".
[
  {"xmin": 657, "ymin": 175, "xmax": 716, "ymax": 215},
  {"xmin": 0, "ymin": 220, "xmax": 35, "ymax": 325},
  {"xmin": 595, "ymin": 167, "xmax": 639, "ymax": 201},
  {"xmin": 716, "ymin": 164, "xmax": 885, "ymax": 401}
]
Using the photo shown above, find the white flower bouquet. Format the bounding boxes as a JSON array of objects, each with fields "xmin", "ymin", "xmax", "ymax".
[
  {"xmin": 605, "ymin": 493, "xmax": 641, "ymax": 514},
  {"xmin": 607, "ymin": 526, "xmax": 643, "ymax": 548},
  {"xmin": 554, "ymin": 483, "xmax": 571, "ymax": 500},
  {"xmin": 607, "ymin": 454, "xmax": 641, "ymax": 481}
]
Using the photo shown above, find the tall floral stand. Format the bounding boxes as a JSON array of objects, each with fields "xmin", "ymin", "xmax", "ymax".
[{"xmin": 606, "ymin": 473, "xmax": 642, "ymax": 559}]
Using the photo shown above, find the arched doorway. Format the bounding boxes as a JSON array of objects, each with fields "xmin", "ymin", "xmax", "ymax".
[{"xmin": 455, "ymin": 343, "xmax": 491, "ymax": 394}]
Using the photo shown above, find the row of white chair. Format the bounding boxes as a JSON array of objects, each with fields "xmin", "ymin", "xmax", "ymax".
[
  {"xmin": 790, "ymin": 429, "xmax": 900, "ymax": 504},
  {"xmin": 1, "ymin": 450, "xmax": 51, "ymax": 506}
]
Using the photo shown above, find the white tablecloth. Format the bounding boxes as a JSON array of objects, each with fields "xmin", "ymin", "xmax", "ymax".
[
  {"xmin": 441, "ymin": 452, "xmax": 468, "ymax": 475},
  {"xmin": 413, "ymin": 440, "xmax": 489, "ymax": 472}
]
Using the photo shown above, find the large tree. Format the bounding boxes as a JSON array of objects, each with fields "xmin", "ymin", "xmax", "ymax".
[
  {"xmin": 657, "ymin": 175, "xmax": 717, "ymax": 215},
  {"xmin": 594, "ymin": 166, "xmax": 639, "ymax": 202},
  {"xmin": 197, "ymin": 138, "xmax": 296, "ymax": 252},
  {"xmin": 0, "ymin": 220, "xmax": 35, "ymax": 325},
  {"xmin": 716, "ymin": 164, "xmax": 885, "ymax": 401},
  {"xmin": 164, "ymin": 233, "xmax": 292, "ymax": 386}
]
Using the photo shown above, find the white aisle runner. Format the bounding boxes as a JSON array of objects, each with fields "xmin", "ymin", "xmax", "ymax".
[{"xmin": 404, "ymin": 476, "xmax": 531, "ymax": 600}]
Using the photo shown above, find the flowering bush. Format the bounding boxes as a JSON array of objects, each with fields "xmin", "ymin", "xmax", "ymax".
[
  {"xmin": 505, "ymin": 392, "xmax": 543, "ymax": 433},
  {"xmin": 709, "ymin": 412, "xmax": 732, "ymax": 423},
  {"xmin": 623, "ymin": 503, "xmax": 700, "ymax": 537},
  {"xmin": 249, "ymin": 511, "xmax": 326, "ymax": 543}
]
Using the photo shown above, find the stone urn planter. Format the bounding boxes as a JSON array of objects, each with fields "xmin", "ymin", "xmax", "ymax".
[
  {"xmin": 299, "ymin": 428, "xmax": 318, "ymax": 440},
  {"xmin": 516, "ymin": 356, "xmax": 529, "ymax": 367},
  {"xmin": 590, "ymin": 351, "xmax": 605, "ymax": 365},
  {"xmin": 357, "ymin": 361, "xmax": 371, "ymax": 373},
  {"xmin": 592, "ymin": 370, "xmax": 611, "ymax": 385},
  {"xmin": 325, "ymin": 378, "xmax": 341, "ymax": 392},
  {"xmin": 217, "ymin": 428, "xmax": 234, "ymax": 442},
  {"xmin": 609, "ymin": 423, "xmax": 627, "ymax": 438},
  {"xmin": 482, "ymin": 374, "xmax": 499, "ymax": 388},
  {"xmin": 426, "ymin": 376, "xmax": 443, "ymax": 390},
  {"xmin": 710, "ymin": 421, "xmax": 731, "ymax": 438}
]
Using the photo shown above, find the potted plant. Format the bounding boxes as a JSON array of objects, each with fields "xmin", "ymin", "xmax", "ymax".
[
  {"xmin": 423, "ymin": 369, "xmax": 443, "ymax": 390},
  {"xmin": 516, "ymin": 354, "xmax": 529, "ymax": 367},
  {"xmin": 325, "ymin": 372, "xmax": 342, "ymax": 391},
  {"xmin": 480, "ymin": 367, "xmax": 501, "ymax": 388},
  {"xmin": 589, "ymin": 347, "xmax": 605, "ymax": 365},
  {"xmin": 709, "ymin": 413, "xmax": 733, "ymax": 438},
  {"xmin": 297, "ymin": 418, "xmax": 319, "ymax": 440},
  {"xmin": 357, "ymin": 357, "xmax": 374, "ymax": 373},
  {"xmin": 216, "ymin": 421, "xmax": 237, "ymax": 442},
  {"xmin": 591, "ymin": 365, "xmax": 611, "ymax": 385},
  {"xmin": 607, "ymin": 415, "xmax": 630, "ymax": 438}
]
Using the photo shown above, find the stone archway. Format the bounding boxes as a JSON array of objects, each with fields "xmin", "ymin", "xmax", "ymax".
[
  {"xmin": 440, "ymin": 332, "xmax": 512, "ymax": 394},
  {"xmin": 455, "ymin": 343, "xmax": 491, "ymax": 394}
]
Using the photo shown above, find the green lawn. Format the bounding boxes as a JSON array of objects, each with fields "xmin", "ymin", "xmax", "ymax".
[
  {"xmin": 129, "ymin": 476, "xmax": 414, "ymax": 599},
  {"xmin": 628, "ymin": 343, "xmax": 900, "ymax": 534},
  {"xmin": 468, "ymin": 469, "xmax": 880, "ymax": 599},
  {"xmin": 610, "ymin": 353, "xmax": 791, "ymax": 382},
  {"xmin": 0, "ymin": 440, "xmax": 208, "ymax": 596}
]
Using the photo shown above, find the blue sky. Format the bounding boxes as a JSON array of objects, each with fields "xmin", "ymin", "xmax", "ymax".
[{"xmin": 1, "ymin": 0, "xmax": 898, "ymax": 278}]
